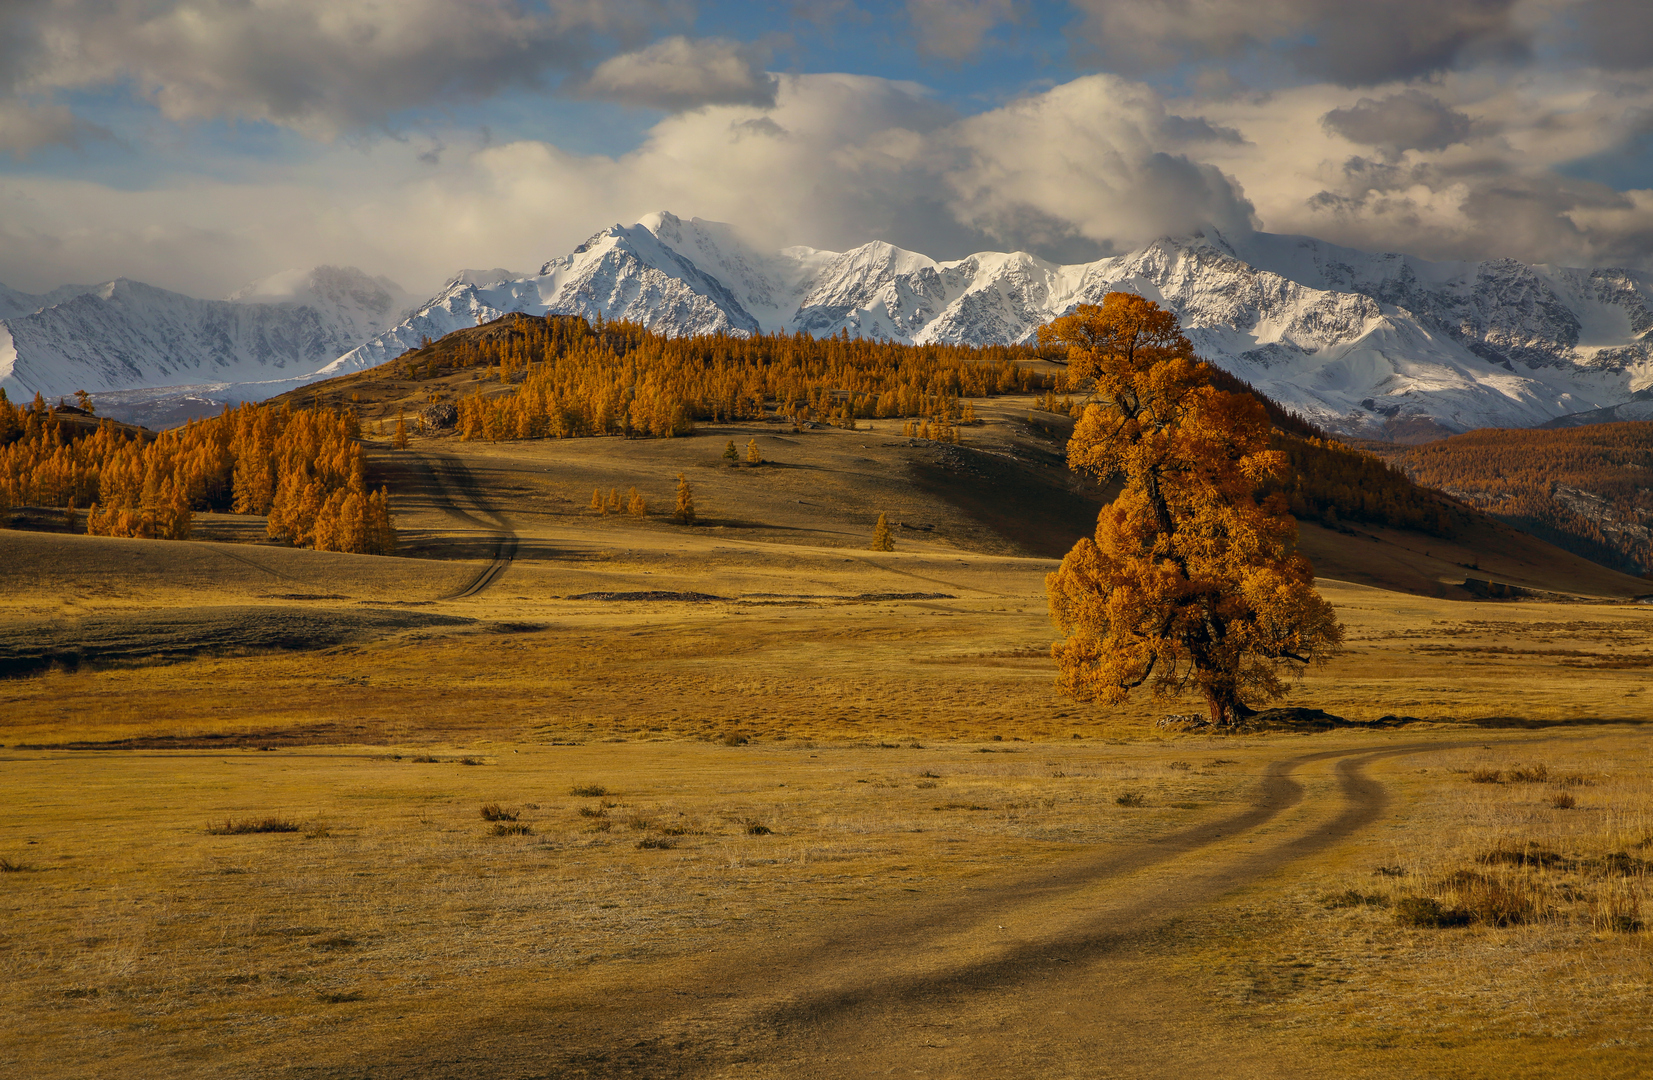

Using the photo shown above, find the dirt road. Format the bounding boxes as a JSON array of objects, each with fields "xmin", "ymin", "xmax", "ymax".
[{"xmin": 311, "ymin": 743, "xmax": 1440, "ymax": 1080}]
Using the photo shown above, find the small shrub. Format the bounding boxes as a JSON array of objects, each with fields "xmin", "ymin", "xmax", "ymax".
[
  {"xmin": 591, "ymin": 819, "xmax": 613, "ymax": 832},
  {"xmin": 480, "ymin": 804, "xmax": 518, "ymax": 822},
  {"xmin": 1373, "ymin": 865, "xmax": 1407, "ymax": 877},
  {"xmin": 311, "ymin": 935, "xmax": 358, "ymax": 952},
  {"xmin": 916, "ymin": 780, "xmax": 938, "ymax": 789},
  {"xmin": 1168, "ymin": 761, "xmax": 1192, "ymax": 771},
  {"xmin": 577, "ymin": 805, "xmax": 608, "ymax": 818},
  {"xmin": 637, "ymin": 837, "xmax": 675, "ymax": 850},
  {"xmin": 661, "ymin": 826, "xmax": 693, "ymax": 836},
  {"xmin": 1395, "ymin": 896, "xmax": 1471, "ymax": 928},
  {"xmin": 1468, "ymin": 768, "xmax": 1503, "ymax": 784},
  {"xmin": 627, "ymin": 818, "xmax": 653, "ymax": 831},
  {"xmin": 1508, "ymin": 763, "xmax": 1549, "ymax": 783},
  {"xmin": 207, "ymin": 817, "xmax": 300, "ymax": 835},
  {"xmin": 491, "ymin": 822, "xmax": 532, "ymax": 836},
  {"xmin": 316, "ymin": 991, "xmax": 367, "ymax": 1004},
  {"xmin": 1115, "ymin": 792, "xmax": 1147, "ymax": 807},
  {"xmin": 1440, "ymin": 870, "xmax": 1543, "ymax": 926},
  {"xmin": 1550, "ymin": 790, "xmax": 1577, "ymax": 810},
  {"xmin": 721, "ymin": 732, "xmax": 750, "ymax": 746},
  {"xmin": 0, "ymin": 859, "xmax": 35, "ymax": 873},
  {"xmin": 458, "ymin": 756, "xmax": 485, "ymax": 766},
  {"xmin": 411, "ymin": 755, "xmax": 440, "ymax": 763},
  {"xmin": 570, "ymin": 783, "xmax": 607, "ymax": 797},
  {"xmin": 304, "ymin": 822, "xmax": 332, "ymax": 840},
  {"xmin": 746, "ymin": 822, "xmax": 773, "ymax": 836}
]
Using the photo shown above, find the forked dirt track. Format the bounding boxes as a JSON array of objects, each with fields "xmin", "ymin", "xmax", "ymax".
[
  {"xmin": 318, "ymin": 742, "xmax": 1461, "ymax": 1080},
  {"xmin": 400, "ymin": 451, "xmax": 518, "ymax": 599}
]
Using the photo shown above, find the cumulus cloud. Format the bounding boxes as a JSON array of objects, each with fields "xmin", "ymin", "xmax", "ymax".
[
  {"xmin": 1194, "ymin": 75, "xmax": 1653, "ymax": 270},
  {"xmin": 1321, "ymin": 91, "xmax": 1475, "ymax": 155},
  {"xmin": 577, "ymin": 37, "xmax": 778, "ymax": 111},
  {"xmin": 938, "ymin": 76, "xmax": 1257, "ymax": 250},
  {"xmin": 7, "ymin": 66, "xmax": 1653, "ymax": 300},
  {"xmin": 0, "ymin": 0, "xmax": 664, "ymax": 144},
  {"xmin": 1067, "ymin": 0, "xmax": 1529, "ymax": 86}
]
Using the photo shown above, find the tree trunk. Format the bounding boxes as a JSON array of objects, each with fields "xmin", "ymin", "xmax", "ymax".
[{"xmin": 1205, "ymin": 689, "xmax": 1256, "ymax": 727}]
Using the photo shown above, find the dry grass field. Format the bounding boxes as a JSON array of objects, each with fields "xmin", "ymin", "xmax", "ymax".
[{"xmin": 3, "ymin": 395, "xmax": 1652, "ymax": 1078}]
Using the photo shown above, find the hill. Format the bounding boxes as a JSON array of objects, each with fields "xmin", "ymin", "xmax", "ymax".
[
  {"xmin": 263, "ymin": 313, "xmax": 1650, "ymax": 602},
  {"xmin": 1367, "ymin": 423, "xmax": 1653, "ymax": 577}
]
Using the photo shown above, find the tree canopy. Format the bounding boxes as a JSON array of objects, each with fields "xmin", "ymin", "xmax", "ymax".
[{"xmin": 1040, "ymin": 293, "xmax": 1343, "ymax": 724}]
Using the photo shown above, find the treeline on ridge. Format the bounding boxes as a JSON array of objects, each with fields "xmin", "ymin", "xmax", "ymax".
[
  {"xmin": 1376, "ymin": 424, "xmax": 1653, "ymax": 574},
  {"xmin": 0, "ymin": 391, "xmax": 393, "ymax": 554},
  {"xmin": 388, "ymin": 313, "xmax": 1058, "ymax": 441}
]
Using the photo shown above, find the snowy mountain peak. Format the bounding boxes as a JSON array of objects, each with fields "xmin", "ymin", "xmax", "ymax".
[
  {"xmin": 9, "ymin": 212, "xmax": 1653, "ymax": 437},
  {"xmin": 327, "ymin": 213, "xmax": 1653, "ymax": 438}
]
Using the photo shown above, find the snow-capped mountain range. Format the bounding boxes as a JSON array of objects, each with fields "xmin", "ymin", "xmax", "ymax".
[
  {"xmin": 0, "ymin": 267, "xmax": 409, "ymax": 422},
  {"xmin": 5, "ymin": 212, "xmax": 1652, "ymax": 437}
]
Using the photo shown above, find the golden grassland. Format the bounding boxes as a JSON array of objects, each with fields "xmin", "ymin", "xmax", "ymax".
[{"xmin": 3, "ymin": 402, "xmax": 1653, "ymax": 1078}]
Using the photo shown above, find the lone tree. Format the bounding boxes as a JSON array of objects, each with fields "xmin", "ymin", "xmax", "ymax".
[
  {"xmin": 1039, "ymin": 293, "xmax": 1343, "ymax": 725},
  {"xmin": 746, "ymin": 437, "xmax": 762, "ymax": 465},
  {"xmin": 626, "ymin": 486, "xmax": 646, "ymax": 516},
  {"xmin": 393, "ymin": 410, "xmax": 409, "ymax": 450},
  {"xmin": 673, "ymin": 473, "xmax": 696, "ymax": 525},
  {"xmin": 723, "ymin": 439, "xmax": 739, "ymax": 463},
  {"xmin": 870, "ymin": 512, "xmax": 894, "ymax": 551}
]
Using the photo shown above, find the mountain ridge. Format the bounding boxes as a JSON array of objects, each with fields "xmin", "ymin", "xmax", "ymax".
[{"xmin": 5, "ymin": 216, "xmax": 1651, "ymax": 437}]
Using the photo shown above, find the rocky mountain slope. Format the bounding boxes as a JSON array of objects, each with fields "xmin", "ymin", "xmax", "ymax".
[
  {"xmin": 0, "ymin": 267, "xmax": 408, "ymax": 420},
  {"xmin": 7, "ymin": 214, "xmax": 1651, "ymax": 437},
  {"xmin": 326, "ymin": 213, "xmax": 1652, "ymax": 439}
]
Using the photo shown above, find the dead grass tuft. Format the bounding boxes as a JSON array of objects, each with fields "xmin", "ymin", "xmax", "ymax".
[
  {"xmin": 637, "ymin": 837, "xmax": 675, "ymax": 850},
  {"xmin": 721, "ymin": 732, "xmax": 750, "ymax": 746},
  {"xmin": 479, "ymin": 803, "xmax": 518, "ymax": 822},
  {"xmin": 1322, "ymin": 889, "xmax": 1388, "ymax": 909},
  {"xmin": 490, "ymin": 822, "xmax": 532, "ymax": 836},
  {"xmin": 1550, "ymin": 790, "xmax": 1578, "ymax": 809},
  {"xmin": 1438, "ymin": 869, "xmax": 1545, "ymax": 926},
  {"xmin": 316, "ymin": 991, "xmax": 366, "ymax": 1004},
  {"xmin": 206, "ymin": 817, "xmax": 299, "ymax": 835},
  {"xmin": 0, "ymin": 858, "xmax": 37, "ymax": 873},
  {"xmin": 1507, "ymin": 763, "xmax": 1549, "ymax": 783},
  {"xmin": 1468, "ymin": 767, "xmax": 1503, "ymax": 784},
  {"xmin": 1115, "ymin": 792, "xmax": 1147, "ymax": 807},
  {"xmin": 746, "ymin": 822, "xmax": 773, "ymax": 836},
  {"xmin": 570, "ymin": 783, "xmax": 607, "ymax": 797}
]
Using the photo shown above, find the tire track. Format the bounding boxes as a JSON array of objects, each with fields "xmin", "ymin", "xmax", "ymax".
[
  {"xmin": 328, "ymin": 741, "xmax": 1463, "ymax": 1080},
  {"xmin": 406, "ymin": 451, "xmax": 518, "ymax": 599}
]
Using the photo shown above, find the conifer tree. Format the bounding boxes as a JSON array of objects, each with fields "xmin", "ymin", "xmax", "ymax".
[
  {"xmin": 746, "ymin": 437, "xmax": 762, "ymax": 465},
  {"xmin": 590, "ymin": 488, "xmax": 606, "ymax": 514},
  {"xmin": 871, "ymin": 512, "xmax": 894, "ymax": 551},
  {"xmin": 627, "ymin": 487, "xmax": 646, "ymax": 516},
  {"xmin": 673, "ymin": 472, "xmax": 695, "ymax": 525},
  {"xmin": 393, "ymin": 410, "xmax": 409, "ymax": 450},
  {"xmin": 608, "ymin": 486, "xmax": 622, "ymax": 512},
  {"xmin": 723, "ymin": 439, "xmax": 739, "ymax": 463}
]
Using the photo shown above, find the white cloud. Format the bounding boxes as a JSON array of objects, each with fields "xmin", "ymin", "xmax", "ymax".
[
  {"xmin": 577, "ymin": 36, "xmax": 778, "ymax": 111},
  {"xmin": 6, "ymin": 66, "xmax": 1653, "ymax": 301}
]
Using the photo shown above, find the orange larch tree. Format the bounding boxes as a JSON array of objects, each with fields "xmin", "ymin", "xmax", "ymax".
[{"xmin": 1040, "ymin": 293, "xmax": 1344, "ymax": 725}]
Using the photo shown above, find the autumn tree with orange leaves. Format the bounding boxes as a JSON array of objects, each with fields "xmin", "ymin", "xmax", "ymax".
[{"xmin": 1039, "ymin": 293, "xmax": 1343, "ymax": 725}]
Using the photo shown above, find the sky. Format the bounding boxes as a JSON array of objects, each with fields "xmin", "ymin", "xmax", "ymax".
[{"xmin": 2, "ymin": 0, "xmax": 1652, "ymax": 299}]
